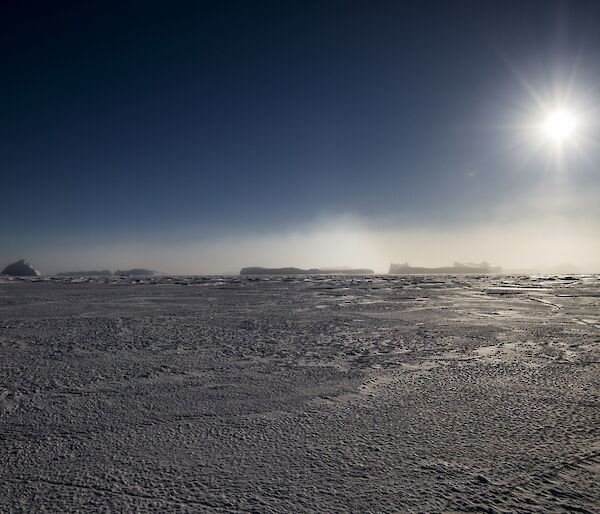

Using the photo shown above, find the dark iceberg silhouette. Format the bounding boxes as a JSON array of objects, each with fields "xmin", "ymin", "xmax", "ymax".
[
  {"xmin": 389, "ymin": 262, "xmax": 502, "ymax": 274},
  {"xmin": 115, "ymin": 269, "xmax": 155, "ymax": 276},
  {"xmin": 319, "ymin": 268, "xmax": 375, "ymax": 275},
  {"xmin": 1, "ymin": 259, "xmax": 40, "ymax": 276},
  {"xmin": 57, "ymin": 270, "xmax": 113, "ymax": 277},
  {"xmin": 240, "ymin": 267, "xmax": 374, "ymax": 275}
]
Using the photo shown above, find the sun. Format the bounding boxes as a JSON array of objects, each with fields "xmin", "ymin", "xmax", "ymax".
[{"xmin": 542, "ymin": 109, "xmax": 578, "ymax": 142}]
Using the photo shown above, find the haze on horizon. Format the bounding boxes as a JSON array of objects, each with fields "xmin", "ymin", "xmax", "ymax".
[{"xmin": 2, "ymin": 1, "xmax": 599, "ymax": 275}]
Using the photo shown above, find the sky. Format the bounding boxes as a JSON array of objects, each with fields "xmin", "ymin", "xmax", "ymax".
[{"xmin": 2, "ymin": 0, "xmax": 600, "ymax": 274}]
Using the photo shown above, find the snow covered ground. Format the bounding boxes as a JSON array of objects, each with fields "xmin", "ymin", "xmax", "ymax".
[{"xmin": 0, "ymin": 274, "xmax": 598, "ymax": 512}]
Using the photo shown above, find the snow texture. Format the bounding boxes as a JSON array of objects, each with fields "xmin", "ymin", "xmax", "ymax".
[{"xmin": 0, "ymin": 273, "xmax": 599, "ymax": 512}]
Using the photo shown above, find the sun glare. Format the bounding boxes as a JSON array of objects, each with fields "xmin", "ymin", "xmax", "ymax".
[{"xmin": 542, "ymin": 109, "xmax": 578, "ymax": 142}]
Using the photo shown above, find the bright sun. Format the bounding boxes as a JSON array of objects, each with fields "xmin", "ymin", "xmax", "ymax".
[{"xmin": 542, "ymin": 109, "xmax": 578, "ymax": 142}]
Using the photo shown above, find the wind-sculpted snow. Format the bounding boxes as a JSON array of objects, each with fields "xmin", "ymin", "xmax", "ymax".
[{"xmin": 0, "ymin": 275, "xmax": 599, "ymax": 512}]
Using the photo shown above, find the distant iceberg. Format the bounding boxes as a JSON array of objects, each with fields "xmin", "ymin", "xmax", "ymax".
[
  {"xmin": 389, "ymin": 262, "xmax": 502, "ymax": 274},
  {"xmin": 115, "ymin": 269, "xmax": 155, "ymax": 276},
  {"xmin": 1, "ymin": 259, "xmax": 41, "ymax": 277},
  {"xmin": 57, "ymin": 270, "xmax": 113, "ymax": 277},
  {"xmin": 240, "ymin": 267, "xmax": 374, "ymax": 275}
]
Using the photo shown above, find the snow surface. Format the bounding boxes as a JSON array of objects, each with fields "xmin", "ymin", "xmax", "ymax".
[{"xmin": 0, "ymin": 274, "xmax": 599, "ymax": 512}]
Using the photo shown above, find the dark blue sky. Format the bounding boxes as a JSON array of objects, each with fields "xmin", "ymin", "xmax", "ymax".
[{"xmin": 2, "ymin": 1, "xmax": 599, "ymax": 271}]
